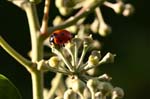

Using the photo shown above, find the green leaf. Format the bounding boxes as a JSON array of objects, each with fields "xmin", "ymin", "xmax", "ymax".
[{"xmin": 0, "ymin": 74, "xmax": 22, "ymax": 99}]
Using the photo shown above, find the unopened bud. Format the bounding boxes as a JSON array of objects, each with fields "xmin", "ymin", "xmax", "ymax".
[
  {"xmin": 113, "ymin": 1, "xmax": 125, "ymax": 14},
  {"xmin": 98, "ymin": 82, "xmax": 113, "ymax": 96},
  {"xmin": 86, "ymin": 68, "xmax": 96, "ymax": 76},
  {"xmin": 55, "ymin": 0, "xmax": 63, "ymax": 8},
  {"xmin": 112, "ymin": 87, "xmax": 124, "ymax": 99},
  {"xmin": 48, "ymin": 56, "xmax": 60, "ymax": 68},
  {"xmin": 90, "ymin": 18, "xmax": 99, "ymax": 33},
  {"xmin": 123, "ymin": 4, "xmax": 135, "ymax": 16},
  {"xmin": 53, "ymin": 16, "xmax": 63, "ymax": 26},
  {"xmin": 88, "ymin": 55, "xmax": 99, "ymax": 66},
  {"xmin": 91, "ymin": 51, "xmax": 101, "ymax": 59},
  {"xmin": 66, "ymin": 25, "xmax": 77, "ymax": 33},
  {"xmin": 99, "ymin": 23, "xmax": 111, "ymax": 37}
]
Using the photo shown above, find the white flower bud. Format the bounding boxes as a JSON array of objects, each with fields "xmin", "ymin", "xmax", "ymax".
[
  {"xmin": 53, "ymin": 16, "xmax": 63, "ymax": 26},
  {"xmin": 113, "ymin": 1, "xmax": 125, "ymax": 14},
  {"xmin": 55, "ymin": 0, "xmax": 63, "ymax": 8},
  {"xmin": 66, "ymin": 25, "xmax": 77, "ymax": 33},
  {"xmin": 112, "ymin": 87, "xmax": 124, "ymax": 99},
  {"xmin": 91, "ymin": 51, "xmax": 101, "ymax": 59},
  {"xmin": 98, "ymin": 82, "xmax": 113, "ymax": 96},
  {"xmin": 99, "ymin": 23, "xmax": 112, "ymax": 37},
  {"xmin": 90, "ymin": 18, "xmax": 99, "ymax": 33},
  {"xmin": 123, "ymin": 4, "xmax": 135, "ymax": 16},
  {"xmin": 86, "ymin": 68, "xmax": 96, "ymax": 76}
]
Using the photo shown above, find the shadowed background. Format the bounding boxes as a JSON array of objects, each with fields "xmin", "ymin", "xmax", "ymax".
[{"xmin": 0, "ymin": 0, "xmax": 150, "ymax": 99}]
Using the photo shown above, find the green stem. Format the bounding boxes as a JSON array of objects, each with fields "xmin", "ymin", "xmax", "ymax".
[
  {"xmin": 95, "ymin": 7, "xmax": 105, "ymax": 24},
  {"xmin": 77, "ymin": 44, "xmax": 89, "ymax": 68},
  {"xmin": 31, "ymin": 70, "xmax": 43, "ymax": 99},
  {"xmin": 24, "ymin": 2, "xmax": 41, "ymax": 62},
  {"xmin": 0, "ymin": 36, "xmax": 32, "ymax": 71},
  {"xmin": 65, "ymin": 46, "xmax": 75, "ymax": 67},
  {"xmin": 74, "ymin": 42, "xmax": 78, "ymax": 66},
  {"xmin": 24, "ymin": 2, "xmax": 43, "ymax": 99}
]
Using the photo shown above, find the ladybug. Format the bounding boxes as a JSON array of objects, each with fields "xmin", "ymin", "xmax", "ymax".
[{"xmin": 49, "ymin": 30, "xmax": 72, "ymax": 46}]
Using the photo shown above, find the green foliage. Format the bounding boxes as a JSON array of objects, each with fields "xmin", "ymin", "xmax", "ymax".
[{"xmin": 0, "ymin": 74, "xmax": 21, "ymax": 99}]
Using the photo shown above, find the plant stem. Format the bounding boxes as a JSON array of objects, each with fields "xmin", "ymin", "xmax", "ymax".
[
  {"xmin": 77, "ymin": 44, "xmax": 89, "ymax": 68},
  {"xmin": 95, "ymin": 7, "xmax": 105, "ymax": 24},
  {"xmin": 24, "ymin": 2, "xmax": 41, "ymax": 61},
  {"xmin": 24, "ymin": 2, "xmax": 43, "ymax": 99},
  {"xmin": 40, "ymin": 0, "xmax": 51, "ymax": 34},
  {"xmin": 0, "ymin": 36, "xmax": 32, "ymax": 71}
]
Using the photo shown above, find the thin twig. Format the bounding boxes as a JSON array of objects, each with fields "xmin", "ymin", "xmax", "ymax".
[
  {"xmin": 40, "ymin": 0, "xmax": 51, "ymax": 34},
  {"xmin": 0, "ymin": 36, "xmax": 33, "ymax": 71},
  {"xmin": 95, "ymin": 7, "xmax": 105, "ymax": 24}
]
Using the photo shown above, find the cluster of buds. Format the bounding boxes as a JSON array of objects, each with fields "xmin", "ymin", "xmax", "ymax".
[
  {"xmin": 37, "ymin": 35, "xmax": 124, "ymax": 99},
  {"xmin": 53, "ymin": 0, "xmax": 134, "ymax": 37}
]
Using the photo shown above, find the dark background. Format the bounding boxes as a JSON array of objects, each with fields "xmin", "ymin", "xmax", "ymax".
[{"xmin": 0, "ymin": 0, "xmax": 150, "ymax": 99}]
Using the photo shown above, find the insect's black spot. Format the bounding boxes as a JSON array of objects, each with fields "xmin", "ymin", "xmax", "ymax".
[
  {"xmin": 59, "ymin": 39, "xmax": 63, "ymax": 43},
  {"xmin": 61, "ymin": 32, "xmax": 65, "ymax": 36}
]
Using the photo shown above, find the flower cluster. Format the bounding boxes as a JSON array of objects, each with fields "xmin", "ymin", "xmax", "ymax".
[
  {"xmin": 37, "ymin": 35, "xmax": 123, "ymax": 99},
  {"xmin": 53, "ymin": 0, "xmax": 134, "ymax": 37}
]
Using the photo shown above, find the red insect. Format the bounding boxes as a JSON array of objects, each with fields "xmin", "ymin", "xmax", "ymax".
[{"xmin": 49, "ymin": 30, "xmax": 72, "ymax": 46}]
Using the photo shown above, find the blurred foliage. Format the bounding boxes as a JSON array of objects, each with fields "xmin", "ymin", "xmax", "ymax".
[{"xmin": 0, "ymin": 74, "xmax": 21, "ymax": 99}]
